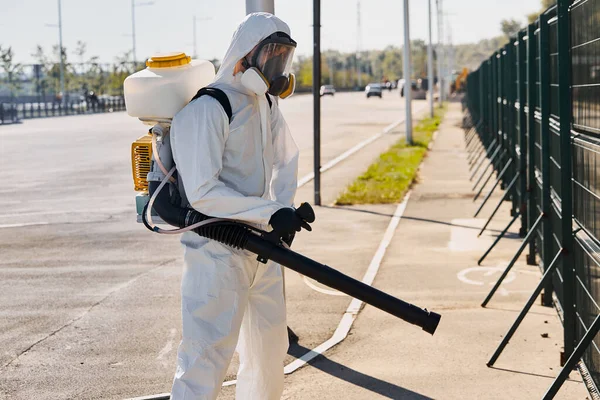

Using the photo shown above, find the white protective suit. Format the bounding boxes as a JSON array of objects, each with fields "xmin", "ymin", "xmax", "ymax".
[{"xmin": 169, "ymin": 12, "xmax": 299, "ymax": 400}]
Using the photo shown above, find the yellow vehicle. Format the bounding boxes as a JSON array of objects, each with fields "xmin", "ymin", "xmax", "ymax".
[{"xmin": 451, "ymin": 68, "xmax": 469, "ymax": 94}]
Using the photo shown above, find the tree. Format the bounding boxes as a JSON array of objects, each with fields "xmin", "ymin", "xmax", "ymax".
[
  {"xmin": 381, "ymin": 47, "xmax": 402, "ymax": 81},
  {"xmin": 501, "ymin": 19, "xmax": 522, "ymax": 38},
  {"xmin": 0, "ymin": 45, "xmax": 24, "ymax": 98},
  {"xmin": 107, "ymin": 50, "xmax": 136, "ymax": 95},
  {"xmin": 74, "ymin": 40, "xmax": 87, "ymax": 64},
  {"xmin": 528, "ymin": 0, "xmax": 557, "ymax": 22},
  {"xmin": 31, "ymin": 44, "xmax": 72, "ymax": 96}
]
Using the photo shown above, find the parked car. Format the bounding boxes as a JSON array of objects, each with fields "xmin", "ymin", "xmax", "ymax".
[
  {"xmin": 320, "ymin": 85, "xmax": 335, "ymax": 96},
  {"xmin": 365, "ymin": 83, "xmax": 382, "ymax": 98},
  {"xmin": 399, "ymin": 79, "xmax": 427, "ymax": 100}
]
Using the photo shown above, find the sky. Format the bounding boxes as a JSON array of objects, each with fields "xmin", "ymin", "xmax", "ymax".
[{"xmin": 0, "ymin": 0, "xmax": 542, "ymax": 65}]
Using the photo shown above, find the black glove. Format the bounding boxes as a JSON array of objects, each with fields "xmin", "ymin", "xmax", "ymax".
[
  {"xmin": 295, "ymin": 202, "xmax": 316, "ymax": 224},
  {"xmin": 269, "ymin": 206, "xmax": 313, "ymax": 237}
]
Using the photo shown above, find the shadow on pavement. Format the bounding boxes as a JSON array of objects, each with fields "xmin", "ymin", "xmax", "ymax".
[
  {"xmin": 483, "ymin": 305, "xmax": 557, "ymax": 317},
  {"xmin": 489, "ymin": 366, "xmax": 582, "ymax": 383},
  {"xmin": 320, "ymin": 205, "xmax": 519, "ymax": 238},
  {"xmin": 287, "ymin": 343, "xmax": 434, "ymax": 399}
]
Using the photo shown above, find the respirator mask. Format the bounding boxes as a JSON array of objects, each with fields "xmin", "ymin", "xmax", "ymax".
[{"xmin": 241, "ymin": 31, "xmax": 297, "ymax": 99}]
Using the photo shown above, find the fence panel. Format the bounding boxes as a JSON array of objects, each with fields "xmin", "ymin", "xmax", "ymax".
[{"xmin": 465, "ymin": 0, "xmax": 600, "ymax": 394}]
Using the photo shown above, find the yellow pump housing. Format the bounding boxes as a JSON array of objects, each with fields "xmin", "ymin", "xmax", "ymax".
[{"xmin": 131, "ymin": 133, "xmax": 152, "ymax": 192}]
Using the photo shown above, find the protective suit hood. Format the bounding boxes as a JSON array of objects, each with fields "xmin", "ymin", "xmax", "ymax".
[{"xmin": 214, "ymin": 12, "xmax": 292, "ymax": 86}]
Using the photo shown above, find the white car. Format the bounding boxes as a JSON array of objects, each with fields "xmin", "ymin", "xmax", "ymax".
[
  {"xmin": 320, "ymin": 85, "xmax": 335, "ymax": 96},
  {"xmin": 365, "ymin": 83, "xmax": 382, "ymax": 98}
]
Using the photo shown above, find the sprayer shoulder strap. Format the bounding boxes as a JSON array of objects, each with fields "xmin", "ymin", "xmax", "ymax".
[
  {"xmin": 190, "ymin": 87, "xmax": 233, "ymax": 123},
  {"xmin": 191, "ymin": 88, "xmax": 274, "ymax": 125},
  {"xmin": 265, "ymin": 93, "xmax": 273, "ymax": 109}
]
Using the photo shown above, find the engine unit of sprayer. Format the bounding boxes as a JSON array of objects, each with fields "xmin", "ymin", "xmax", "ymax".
[
  {"xmin": 124, "ymin": 52, "xmax": 215, "ymax": 220},
  {"xmin": 131, "ymin": 132, "xmax": 153, "ymax": 217}
]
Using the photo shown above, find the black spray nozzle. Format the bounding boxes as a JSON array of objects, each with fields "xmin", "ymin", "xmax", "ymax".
[{"xmin": 422, "ymin": 310, "xmax": 442, "ymax": 335}]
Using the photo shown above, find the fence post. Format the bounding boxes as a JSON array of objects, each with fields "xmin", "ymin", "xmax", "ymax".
[
  {"xmin": 518, "ymin": 31, "xmax": 529, "ymax": 237},
  {"xmin": 557, "ymin": 0, "xmax": 575, "ymax": 359},
  {"xmin": 527, "ymin": 23, "xmax": 538, "ymax": 265},
  {"xmin": 507, "ymin": 40, "xmax": 519, "ymax": 214},
  {"xmin": 539, "ymin": 12, "xmax": 554, "ymax": 307}
]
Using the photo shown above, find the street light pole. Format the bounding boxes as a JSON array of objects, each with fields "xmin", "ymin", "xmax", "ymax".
[
  {"xmin": 245, "ymin": 0, "xmax": 274, "ymax": 14},
  {"xmin": 131, "ymin": 0, "xmax": 136, "ymax": 65},
  {"xmin": 193, "ymin": 16, "xmax": 197, "ymax": 59},
  {"xmin": 403, "ymin": 0, "xmax": 413, "ymax": 145},
  {"xmin": 437, "ymin": 0, "xmax": 444, "ymax": 105},
  {"xmin": 427, "ymin": 0, "xmax": 434, "ymax": 118},
  {"xmin": 131, "ymin": 1, "xmax": 154, "ymax": 66},
  {"xmin": 313, "ymin": 0, "xmax": 322, "ymax": 206},
  {"xmin": 58, "ymin": 0, "xmax": 65, "ymax": 103},
  {"xmin": 356, "ymin": 0, "xmax": 362, "ymax": 89}
]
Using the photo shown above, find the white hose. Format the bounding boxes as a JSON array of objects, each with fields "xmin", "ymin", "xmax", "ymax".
[{"xmin": 145, "ymin": 167, "xmax": 229, "ymax": 234}]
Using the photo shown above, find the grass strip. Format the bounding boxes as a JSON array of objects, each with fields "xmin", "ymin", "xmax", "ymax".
[{"xmin": 336, "ymin": 105, "xmax": 447, "ymax": 205}]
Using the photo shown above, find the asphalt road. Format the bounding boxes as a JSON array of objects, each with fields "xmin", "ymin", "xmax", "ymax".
[{"xmin": 0, "ymin": 90, "xmax": 423, "ymax": 399}]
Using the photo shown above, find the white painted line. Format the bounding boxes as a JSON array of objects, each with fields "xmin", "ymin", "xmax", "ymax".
[
  {"xmin": 296, "ymin": 117, "xmax": 407, "ymax": 189},
  {"xmin": 156, "ymin": 328, "xmax": 177, "ymax": 361},
  {"xmin": 296, "ymin": 103, "xmax": 428, "ymax": 189},
  {"xmin": 302, "ymin": 276, "xmax": 347, "ymax": 297},
  {"xmin": 457, "ymin": 266, "xmax": 516, "ymax": 286},
  {"xmin": 221, "ymin": 193, "xmax": 411, "ymax": 387},
  {"xmin": 0, "ymin": 222, "xmax": 50, "ymax": 229},
  {"xmin": 0, "ymin": 207, "xmax": 129, "ymax": 219},
  {"xmin": 296, "ymin": 131, "xmax": 388, "ymax": 188},
  {"xmin": 284, "ymin": 192, "xmax": 410, "ymax": 374},
  {"xmin": 0, "ymin": 207, "xmax": 130, "ymax": 229}
]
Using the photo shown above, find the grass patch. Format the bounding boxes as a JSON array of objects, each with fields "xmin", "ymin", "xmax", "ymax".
[{"xmin": 336, "ymin": 105, "xmax": 447, "ymax": 205}]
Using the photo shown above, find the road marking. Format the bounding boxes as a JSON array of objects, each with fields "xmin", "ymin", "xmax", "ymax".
[
  {"xmin": 0, "ymin": 207, "xmax": 130, "ymax": 229},
  {"xmin": 296, "ymin": 103, "xmax": 427, "ymax": 189},
  {"xmin": 222, "ymin": 192, "xmax": 411, "ymax": 388},
  {"xmin": 457, "ymin": 266, "xmax": 516, "ymax": 286},
  {"xmin": 156, "ymin": 328, "xmax": 177, "ymax": 364},
  {"xmin": 0, "ymin": 222, "xmax": 51, "ymax": 229},
  {"xmin": 284, "ymin": 192, "xmax": 410, "ymax": 374},
  {"xmin": 448, "ymin": 218, "xmax": 492, "ymax": 252},
  {"xmin": 0, "ymin": 207, "xmax": 129, "ymax": 219}
]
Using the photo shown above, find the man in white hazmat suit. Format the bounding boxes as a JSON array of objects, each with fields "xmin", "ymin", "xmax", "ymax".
[{"xmin": 169, "ymin": 12, "xmax": 310, "ymax": 400}]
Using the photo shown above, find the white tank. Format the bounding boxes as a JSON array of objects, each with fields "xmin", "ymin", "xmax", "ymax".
[{"xmin": 124, "ymin": 52, "xmax": 215, "ymax": 124}]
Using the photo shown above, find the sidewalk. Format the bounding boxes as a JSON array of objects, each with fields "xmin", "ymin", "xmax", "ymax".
[{"xmin": 280, "ymin": 102, "xmax": 589, "ymax": 399}]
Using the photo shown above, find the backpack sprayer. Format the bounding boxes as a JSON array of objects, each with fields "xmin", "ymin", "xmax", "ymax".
[{"xmin": 124, "ymin": 53, "xmax": 441, "ymax": 335}]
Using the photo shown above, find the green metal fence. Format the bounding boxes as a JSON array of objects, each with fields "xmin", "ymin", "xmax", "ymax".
[{"xmin": 464, "ymin": 0, "xmax": 600, "ymax": 397}]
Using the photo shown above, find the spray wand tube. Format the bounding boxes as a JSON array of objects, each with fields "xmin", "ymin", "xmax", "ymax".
[
  {"xmin": 245, "ymin": 233, "xmax": 441, "ymax": 334},
  {"xmin": 144, "ymin": 180, "xmax": 441, "ymax": 335}
]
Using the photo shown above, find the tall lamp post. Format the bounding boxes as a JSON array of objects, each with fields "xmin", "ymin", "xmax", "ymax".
[
  {"xmin": 131, "ymin": 0, "xmax": 154, "ymax": 66},
  {"xmin": 46, "ymin": 0, "xmax": 65, "ymax": 104},
  {"xmin": 427, "ymin": 0, "xmax": 434, "ymax": 118},
  {"xmin": 245, "ymin": 0, "xmax": 274, "ymax": 14},
  {"xmin": 403, "ymin": 0, "xmax": 413, "ymax": 145}
]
